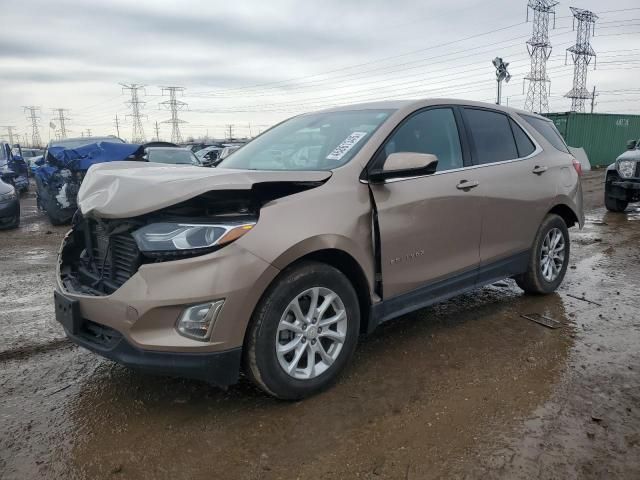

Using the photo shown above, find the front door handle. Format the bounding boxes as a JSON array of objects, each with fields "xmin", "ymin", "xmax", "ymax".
[
  {"xmin": 456, "ymin": 180, "xmax": 479, "ymax": 191},
  {"xmin": 532, "ymin": 165, "xmax": 548, "ymax": 175}
]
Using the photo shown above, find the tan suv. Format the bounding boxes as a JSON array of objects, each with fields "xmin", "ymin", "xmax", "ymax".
[{"xmin": 55, "ymin": 99, "xmax": 583, "ymax": 399}]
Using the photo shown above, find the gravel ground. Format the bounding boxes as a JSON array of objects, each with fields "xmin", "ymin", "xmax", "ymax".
[{"xmin": 1, "ymin": 169, "xmax": 639, "ymax": 480}]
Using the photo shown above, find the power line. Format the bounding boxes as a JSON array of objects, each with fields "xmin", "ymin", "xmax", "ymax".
[
  {"xmin": 114, "ymin": 114, "xmax": 121, "ymax": 138},
  {"xmin": 23, "ymin": 106, "xmax": 42, "ymax": 147},
  {"xmin": 120, "ymin": 83, "xmax": 147, "ymax": 143},
  {"xmin": 52, "ymin": 108, "xmax": 71, "ymax": 139},
  {"xmin": 2, "ymin": 126, "xmax": 17, "ymax": 145},
  {"xmin": 159, "ymin": 86, "xmax": 187, "ymax": 144},
  {"xmin": 524, "ymin": 0, "xmax": 558, "ymax": 113},
  {"xmin": 565, "ymin": 7, "xmax": 598, "ymax": 112}
]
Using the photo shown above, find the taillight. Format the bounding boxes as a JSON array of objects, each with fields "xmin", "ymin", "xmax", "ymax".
[{"xmin": 572, "ymin": 158, "xmax": 582, "ymax": 177}]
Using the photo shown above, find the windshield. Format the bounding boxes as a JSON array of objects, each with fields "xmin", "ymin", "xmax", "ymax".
[
  {"xmin": 219, "ymin": 109, "xmax": 393, "ymax": 171},
  {"xmin": 196, "ymin": 146, "xmax": 221, "ymax": 158},
  {"xmin": 148, "ymin": 149, "xmax": 198, "ymax": 165}
]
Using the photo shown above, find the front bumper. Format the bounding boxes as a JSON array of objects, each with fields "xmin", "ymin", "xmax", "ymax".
[
  {"xmin": 59, "ymin": 312, "xmax": 242, "ymax": 385},
  {"xmin": 56, "ymin": 235, "xmax": 280, "ymax": 384},
  {"xmin": 611, "ymin": 180, "xmax": 640, "ymax": 201},
  {"xmin": 0, "ymin": 198, "xmax": 20, "ymax": 227}
]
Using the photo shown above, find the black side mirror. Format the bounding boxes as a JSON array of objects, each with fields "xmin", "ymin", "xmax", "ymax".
[
  {"xmin": 627, "ymin": 140, "xmax": 637, "ymax": 150},
  {"xmin": 369, "ymin": 152, "xmax": 438, "ymax": 183}
]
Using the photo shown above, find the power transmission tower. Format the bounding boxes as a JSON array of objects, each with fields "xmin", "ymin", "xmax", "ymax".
[
  {"xmin": 86, "ymin": 129, "xmax": 92, "ymax": 137},
  {"xmin": 23, "ymin": 106, "xmax": 42, "ymax": 147},
  {"xmin": 524, "ymin": 0, "xmax": 558, "ymax": 113},
  {"xmin": 120, "ymin": 83, "xmax": 147, "ymax": 142},
  {"xmin": 565, "ymin": 7, "xmax": 598, "ymax": 112},
  {"xmin": 154, "ymin": 121, "xmax": 161, "ymax": 141},
  {"xmin": 226, "ymin": 124, "xmax": 234, "ymax": 140},
  {"xmin": 590, "ymin": 86, "xmax": 598, "ymax": 113},
  {"xmin": 160, "ymin": 86, "xmax": 187, "ymax": 144},
  {"xmin": 52, "ymin": 108, "xmax": 70, "ymax": 139},
  {"xmin": 114, "ymin": 114, "xmax": 121, "ymax": 138},
  {"xmin": 2, "ymin": 126, "xmax": 16, "ymax": 145}
]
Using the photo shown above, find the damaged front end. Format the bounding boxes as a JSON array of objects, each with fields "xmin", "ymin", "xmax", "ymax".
[
  {"xmin": 36, "ymin": 142, "xmax": 144, "ymax": 225},
  {"xmin": 0, "ymin": 143, "xmax": 29, "ymax": 193},
  {"xmin": 60, "ymin": 178, "xmax": 328, "ymax": 296}
]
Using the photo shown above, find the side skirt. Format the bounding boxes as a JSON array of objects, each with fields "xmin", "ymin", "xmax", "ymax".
[{"xmin": 368, "ymin": 250, "xmax": 529, "ymax": 332}]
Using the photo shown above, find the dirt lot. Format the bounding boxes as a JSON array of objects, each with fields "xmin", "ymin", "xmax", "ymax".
[{"xmin": 1, "ymin": 170, "xmax": 639, "ymax": 480}]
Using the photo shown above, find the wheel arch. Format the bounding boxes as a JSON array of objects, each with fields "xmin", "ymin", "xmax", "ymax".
[
  {"xmin": 548, "ymin": 203, "xmax": 579, "ymax": 228},
  {"xmin": 254, "ymin": 244, "xmax": 374, "ymax": 336},
  {"xmin": 296, "ymin": 249, "xmax": 372, "ymax": 335}
]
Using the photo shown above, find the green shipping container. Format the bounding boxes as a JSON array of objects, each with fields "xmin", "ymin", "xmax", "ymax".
[{"xmin": 543, "ymin": 112, "xmax": 640, "ymax": 167}]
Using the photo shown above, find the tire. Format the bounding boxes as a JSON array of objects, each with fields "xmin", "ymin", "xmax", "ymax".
[
  {"xmin": 604, "ymin": 176, "xmax": 628, "ymax": 212},
  {"xmin": 245, "ymin": 261, "xmax": 360, "ymax": 400},
  {"xmin": 41, "ymin": 192, "xmax": 73, "ymax": 225},
  {"xmin": 9, "ymin": 214, "xmax": 20, "ymax": 229},
  {"xmin": 515, "ymin": 214, "xmax": 570, "ymax": 295},
  {"xmin": 605, "ymin": 195, "xmax": 628, "ymax": 213}
]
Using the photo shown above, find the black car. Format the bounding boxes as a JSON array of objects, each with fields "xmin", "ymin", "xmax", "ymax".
[
  {"xmin": 0, "ymin": 178, "xmax": 20, "ymax": 229},
  {"xmin": 605, "ymin": 139, "xmax": 640, "ymax": 212}
]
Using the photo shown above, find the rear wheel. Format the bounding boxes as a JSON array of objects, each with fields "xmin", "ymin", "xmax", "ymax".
[
  {"xmin": 516, "ymin": 214, "xmax": 570, "ymax": 295},
  {"xmin": 245, "ymin": 261, "xmax": 360, "ymax": 400}
]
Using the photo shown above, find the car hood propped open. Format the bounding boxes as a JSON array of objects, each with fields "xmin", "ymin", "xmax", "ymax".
[{"xmin": 77, "ymin": 161, "xmax": 332, "ymax": 218}]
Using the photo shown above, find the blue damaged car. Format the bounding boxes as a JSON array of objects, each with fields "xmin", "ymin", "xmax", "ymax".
[
  {"xmin": 35, "ymin": 138, "xmax": 144, "ymax": 225},
  {"xmin": 0, "ymin": 142, "xmax": 29, "ymax": 193}
]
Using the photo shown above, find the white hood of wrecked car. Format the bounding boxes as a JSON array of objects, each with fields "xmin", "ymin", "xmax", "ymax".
[{"xmin": 77, "ymin": 161, "xmax": 332, "ymax": 218}]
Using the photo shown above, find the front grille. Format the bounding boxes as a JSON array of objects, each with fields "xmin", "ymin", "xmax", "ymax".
[
  {"xmin": 89, "ymin": 220, "xmax": 141, "ymax": 290},
  {"xmin": 78, "ymin": 319, "xmax": 122, "ymax": 348}
]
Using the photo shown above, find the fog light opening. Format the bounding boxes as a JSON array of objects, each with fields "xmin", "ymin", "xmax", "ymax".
[{"xmin": 177, "ymin": 300, "xmax": 224, "ymax": 341}]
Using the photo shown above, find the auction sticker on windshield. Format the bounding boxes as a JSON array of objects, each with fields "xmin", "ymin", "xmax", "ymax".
[{"xmin": 326, "ymin": 132, "xmax": 368, "ymax": 161}]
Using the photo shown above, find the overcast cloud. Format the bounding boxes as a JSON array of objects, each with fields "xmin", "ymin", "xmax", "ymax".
[{"xmin": 1, "ymin": 0, "xmax": 639, "ymax": 141}]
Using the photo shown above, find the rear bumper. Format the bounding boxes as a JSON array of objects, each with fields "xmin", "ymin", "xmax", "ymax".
[{"xmin": 61, "ymin": 317, "xmax": 242, "ymax": 386}]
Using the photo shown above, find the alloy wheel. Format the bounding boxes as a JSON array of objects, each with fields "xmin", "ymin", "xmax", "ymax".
[
  {"xmin": 276, "ymin": 287, "xmax": 348, "ymax": 380},
  {"xmin": 540, "ymin": 227, "xmax": 565, "ymax": 282}
]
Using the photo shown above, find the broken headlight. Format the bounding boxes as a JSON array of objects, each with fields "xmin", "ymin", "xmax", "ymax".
[
  {"xmin": 132, "ymin": 221, "xmax": 255, "ymax": 253},
  {"xmin": 617, "ymin": 160, "xmax": 636, "ymax": 179}
]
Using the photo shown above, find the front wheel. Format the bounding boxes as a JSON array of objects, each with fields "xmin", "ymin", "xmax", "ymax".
[
  {"xmin": 605, "ymin": 173, "xmax": 628, "ymax": 212},
  {"xmin": 245, "ymin": 261, "xmax": 360, "ymax": 400},
  {"xmin": 516, "ymin": 214, "xmax": 570, "ymax": 295}
]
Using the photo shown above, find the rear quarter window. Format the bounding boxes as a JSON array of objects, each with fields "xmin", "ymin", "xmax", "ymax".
[
  {"xmin": 509, "ymin": 119, "xmax": 536, "ymax": 157},
  {"xmin": 522, "ymin": 115, "xmax": 570, "ymax": 154}
]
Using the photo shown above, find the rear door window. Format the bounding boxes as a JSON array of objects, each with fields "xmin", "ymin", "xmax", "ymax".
[
  {"xmin": 463, "ymin": 108, "xmax": 518, "ymax": 165},
  {"xmin": 522, "ymin": 115, "xmax": 570, "ymax": 153},
  {"xmin": 509, "ymin": 119, "xmax": 536, "ymax": 157}
]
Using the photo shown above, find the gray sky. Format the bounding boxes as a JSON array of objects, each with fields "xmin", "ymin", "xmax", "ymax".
[{"xmin": 1, "ymin": 0, "xmax": 639, "ymax": 143}]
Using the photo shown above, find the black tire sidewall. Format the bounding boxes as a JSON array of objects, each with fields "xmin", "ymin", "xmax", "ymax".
[
  {"xmin": 532, "ymin": 216, "xmax": 570, "ymax": 293},
  {"xmin": 247, "ymin": 262, "xmax": 360, "ymax": 400},
  {"xmin": 605, "ymin": 173, "xmax": 628, "ymax": 212}
]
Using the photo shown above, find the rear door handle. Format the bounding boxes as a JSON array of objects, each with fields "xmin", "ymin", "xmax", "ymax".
[
  {"xmin": 456, "ymin": 180, "xmax": 479, "ymax": 190},
  {"xmin": 532, "ymin": 165, "xmax": 548, "ymax": 175}
]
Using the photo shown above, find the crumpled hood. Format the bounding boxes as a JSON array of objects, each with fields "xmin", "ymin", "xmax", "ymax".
[{"xmin": 77, "ymin": 161, "xmax": 332, "ymax": 218}]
